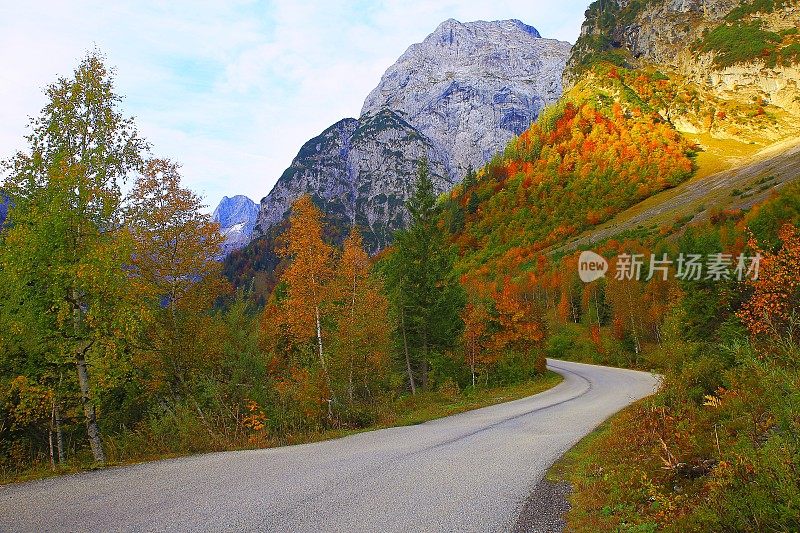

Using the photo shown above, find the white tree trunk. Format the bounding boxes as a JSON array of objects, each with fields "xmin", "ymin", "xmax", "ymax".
[{"xmin": 400, "ymin": 309, "xmax": 416, "ymax": 394}]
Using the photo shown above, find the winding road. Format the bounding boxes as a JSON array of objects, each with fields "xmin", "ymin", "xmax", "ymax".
[{"xmin": 1, "ymin": 359, "xmax": 659, "ymax": 532}]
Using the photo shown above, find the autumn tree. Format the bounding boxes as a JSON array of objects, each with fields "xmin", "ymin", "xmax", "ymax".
[
  {"xmin": 605, "ymin": 259, "xmax": 646, "ymax": 360},
  {"xmin": 490, "ymin": 278, "xmax": 547, "ymax": 374},
  {"xmin": 329, "ymin": 228, "xmax": 392, "ymax": 411},
  {"xmin": 0, "ymin": 52, "xmax": 147, "ymax": 463},
  {"xmin": 124, "ymin": 159, "xmax": 229, "ymax": 394},
  {"xmin": 276, "ymin": 195, "xmax": 336, "ymax": 419},
  {"xmin": 738, "ymin": 224, "xmax": 800, "ymax": 339},
  {"xmin": 461, "ymin": 301, "xmax": 493, "ymax": 387}
]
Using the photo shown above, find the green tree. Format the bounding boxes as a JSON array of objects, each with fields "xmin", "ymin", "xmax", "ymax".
[
  {"xmin": 384, "ymin": 159, "xmax": 465, "ymax": 391},
  {"xmin": 0, "ymin": 52, "xmax": 147, "ymax": 463}
]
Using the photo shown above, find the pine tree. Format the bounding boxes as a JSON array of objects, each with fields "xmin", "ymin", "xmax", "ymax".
[{"xmin": 384, "ymin": 159, "xmax": 465, "ymax": 391}]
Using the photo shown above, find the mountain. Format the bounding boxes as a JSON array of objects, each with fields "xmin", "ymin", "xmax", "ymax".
[
  {"xmin": 254, "ymin": 113, "xmax": 450, "ymax": 252},
  {"xmin": 436, "ymin": 0, "xmax": 800, "ymax": 278},
  {"xmin": 360, "ymin": 19, "xmax": 568, "ymax": 180},
  {"xmin": 547, "ymin": 0, "xmax": 800, "ymax": 250},
  {"xmin": 211, "ymin": 195, "xmax": 259, "ymax": 254},
  {"xmin": 565, "ymin": 0, "xmax": 800, "ymax": 142},
  {"xmin": 252, "ymin": 18, "xmax": 572, "ymax": 252}
]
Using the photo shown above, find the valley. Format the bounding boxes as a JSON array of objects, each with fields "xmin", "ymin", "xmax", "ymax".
[{"xmin": 2, "ymin": 0, "xmax": 800, "ymax": 531}]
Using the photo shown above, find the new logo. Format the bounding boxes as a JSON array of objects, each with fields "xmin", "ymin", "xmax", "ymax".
[{"xmin": 578, "ymin": 250, "xmax": 608, "ymax": 283}]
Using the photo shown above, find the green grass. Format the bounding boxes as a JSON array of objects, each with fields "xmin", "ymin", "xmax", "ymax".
[
  {"xmin": 383, "ymin": 370, "xmax": 562, "ymax": 427},
  {"xmin": 547, "ymin": 412, "xmax": 613, "ymax": 484},
  {"xmin": 724, "ymin": 0, "xmax": 789, "ymax": 21}
]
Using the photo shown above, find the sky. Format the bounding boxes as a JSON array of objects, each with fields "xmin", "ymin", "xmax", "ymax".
[{"xmin": 0, "ymin": 1, "xmax": 589, "ymax": 210}]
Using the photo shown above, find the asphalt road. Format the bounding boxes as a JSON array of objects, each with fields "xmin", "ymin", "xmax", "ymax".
[{"xmin": 0, "ymin": 359, "xmax": 659, "ymax": 532}]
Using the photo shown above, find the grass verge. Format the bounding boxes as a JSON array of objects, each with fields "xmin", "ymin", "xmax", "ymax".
[
  {"xmin": 2, "ymin": 371, "xmax": 562, "ymax": 485},
  {"xmin": 546, "ymin": 399, "xmax": 662, "ymax": 533}
]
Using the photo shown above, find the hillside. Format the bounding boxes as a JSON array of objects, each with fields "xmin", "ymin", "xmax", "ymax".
[
  {"xmin": 441, "ymin": 0, "xmax": 800, "ymax": 279},
  {"xmin": 556, "ymin": 136, "xmax": 800, "ymax": 253},
  {"xmin": 566, "ymin": 0, "xmax": 800, "ymax": 142}
]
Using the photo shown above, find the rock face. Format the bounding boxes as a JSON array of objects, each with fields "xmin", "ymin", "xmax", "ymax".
[
  {"xmin": 0, "ymin": 195, "xmax": 7, "ymax": 227},
  {"xmin": 564, "ymin": 0, "xmax": 800, "ymax": 127},
  {"xmin": 564, "ymin": 0, "xmax": 800, "ymax": 141},
  {"xmin": 565, "ymin": 0, "xmax": 739, "ymax": 86},
  {"xmin": 361, "ymin": 19, "xmax": 570, "ymax": 180},
  {"xmin": 211, "ymin": 195, "xmax": 259, "ymax": 254},
  {"xmin": 253, "ymin": 18, "xmax": 572, "ymax": 252}
]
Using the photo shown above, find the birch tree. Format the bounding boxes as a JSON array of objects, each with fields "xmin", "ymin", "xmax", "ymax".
[
  {"xmin": 330, "ymin": 228, "xmax": 391, "ymax": 406},
  {"xmin": 0, "ymin": 52, "xmax": 147, "ymax": 462},
  {"xmin": 278, "ymin": 195, "xmax": 335, "ymax": 419},
  {"xmin": 124, "ymin": 159, "xmax": 229, "ymax": 394}
]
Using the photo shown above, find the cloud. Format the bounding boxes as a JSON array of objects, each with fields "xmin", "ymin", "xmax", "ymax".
[{"xmin": 0, "ymin": 0, "xmax": 588, "ymax": 210}]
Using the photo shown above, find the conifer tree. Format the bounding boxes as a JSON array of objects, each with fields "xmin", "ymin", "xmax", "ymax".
[{"xmin": 384, "ymin": 159, "xmax": 465, "ymax": 390}]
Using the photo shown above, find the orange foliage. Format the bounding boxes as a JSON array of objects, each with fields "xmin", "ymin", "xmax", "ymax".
[
  {"xmin": 491, "ymin": 278, "xmax": 546, "ymax": 353},
  {"xmin": 451, "ymin": 101, "xmax": 695, "ymax": 271},
  {"xmin": 277, "ymin": 195, "xmax": 333, "ymax": 346},
  {"xmin": 738, "ymin": 224, "xmax": 800, "ymax": 339},
  {"xmin": 461, "ymin": 302, "xmax": 495, "ymax": 384}
]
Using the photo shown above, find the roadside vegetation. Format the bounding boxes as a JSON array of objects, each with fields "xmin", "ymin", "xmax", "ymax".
[{"xmin": 541, "ymin": 180, "xmax": 800, "ymax": 530}]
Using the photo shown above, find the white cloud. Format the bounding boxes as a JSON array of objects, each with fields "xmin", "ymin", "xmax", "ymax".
[{"xmin": 0, "ymin": 0, "xmax": 588, "ymax": 210}]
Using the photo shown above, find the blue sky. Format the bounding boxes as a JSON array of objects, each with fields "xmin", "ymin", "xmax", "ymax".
[{"xmin": 0, "ymin": 1, "xmax": 589, "ymax": 210}]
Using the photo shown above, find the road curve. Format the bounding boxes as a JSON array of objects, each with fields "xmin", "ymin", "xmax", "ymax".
[{"xmin": 0, "ymin": 359, "xmax": 659, "ymax": 532}]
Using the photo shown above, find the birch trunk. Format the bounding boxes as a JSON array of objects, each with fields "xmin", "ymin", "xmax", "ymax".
[
  {"xmin": 73, "ymin": 287, "xmax": 105, "ymax": 464},
  {"xmin": 315, "ymin": 305, "xmax": 334, "ymax": 421},
  {"xmin": 400, "ymin": 309, "xmax": 416, "ymax": 394},
  {"xmin": 76, "ymin": 349, "xmax": 105, "ymax": 463},
  {"xmin": 55, "ymin": 402, "xmax": 65, "ymax": 465},
  {"xmin": 49, "ymin": 405, "xmax": 55, "ymax": 470},
  {"xmin": 421, "ymin": 329, "xmax": 429, "ymax": 391}
]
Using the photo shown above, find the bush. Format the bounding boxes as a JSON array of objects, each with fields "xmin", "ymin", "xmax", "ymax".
[
  {"xmin": 490, "ymin": 351, "xmax": 546, "ymax": 386},
  {"xmin": 546, "ymin": 323, "xmax": 607, "ymax": 364}
]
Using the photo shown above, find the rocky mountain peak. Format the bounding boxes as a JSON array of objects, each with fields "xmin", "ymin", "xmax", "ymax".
[
  {"xmin": 212, "ymin": 195, "xmax": 259, "ymax": 254},
  {"xmin": 252, "ymin": 18, "xmax": 572, "ymax": 252},
  {"xmin": 213, "ymin": 195, "xmax": 259, "ymax": 228},
  {"xmin": 360, "ymin": 18, "xmax": 570, "ymax": 181}
]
